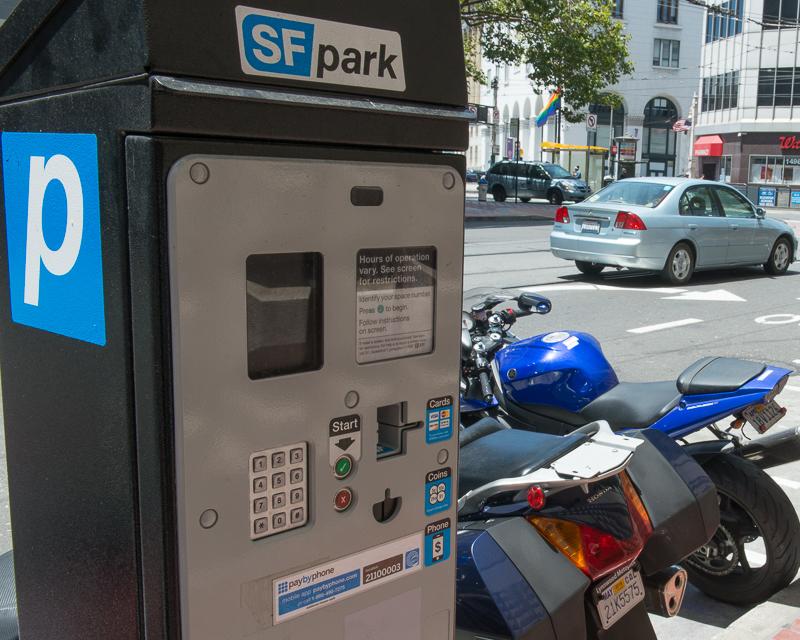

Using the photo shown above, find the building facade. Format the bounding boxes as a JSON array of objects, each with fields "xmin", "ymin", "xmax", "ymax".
[
  {"xmin": 694, "ymin": 0, "xmax": 800, "ymax": 206},
  {"xmin": 468, "ymin": 0, "xmax": 704, "ymax": 188}
]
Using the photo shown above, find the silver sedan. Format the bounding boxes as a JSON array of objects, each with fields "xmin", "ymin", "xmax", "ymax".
[{"xmin": 549, "ymin": 178, "xmax": 798, "ymax": 284}]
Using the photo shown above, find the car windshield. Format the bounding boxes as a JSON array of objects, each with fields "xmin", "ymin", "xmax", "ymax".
[
  {"xmin": 584, "ymin": 181, "xmax": 674, "ymax": 208},
  {"xmin": 543, "ymin": 164, "xmax": 572, "ymax": 179}
]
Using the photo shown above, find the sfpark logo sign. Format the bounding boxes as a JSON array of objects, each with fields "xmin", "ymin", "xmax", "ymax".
[{"xmin": 236, "ymin": 7, "xmax": 406, "ymax": 92}]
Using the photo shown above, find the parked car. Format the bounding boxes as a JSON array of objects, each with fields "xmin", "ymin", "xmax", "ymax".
[
  {"xmin": 486, "ymin": 160, "xmax": 591, "ymax": 204},
  {"xmin": 550, "ymin": 177, "xmax": 798, "ymax": 284},
  {"xmin": 466, "ymin": 170, "xmax": 480, "ymax": 183}
]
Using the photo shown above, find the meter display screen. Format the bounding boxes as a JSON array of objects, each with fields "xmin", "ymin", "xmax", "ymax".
[{"xmin": 246, "ymin": 252, "xmax": 323, "ymax": 379}]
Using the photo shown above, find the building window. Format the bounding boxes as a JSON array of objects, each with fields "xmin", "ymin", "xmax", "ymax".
[
  {"xmin": 757, "ymin": 67, "xmax": 800, "ymax": 106},
  {"xmin": 750, "ymin": 156, "xmax": 790, "ymax": 183},
  {"xmin": 763, "ymin": 0, "xmax": 800, "ymax": 28},
  {"xmin": 653, "ymin": 39, "xmax": 680, "ymax": 67},
  {"xmin": 657, "ymin": 0, "xmax": 678, "ymax": 24},
  {"xmin": 613, "ymin": 0, "xmax": 623, "ymax": 18},
  {"xmin": 720, "ymin": 156, "xmax": 733, "ymax": 183},
  {"xmin": 701, "ymin": 71, "xmax": 739, "ymax": 111},
  {"xmin": 706, "ymin": 0, "xmax": 744, "ymax": 42}
]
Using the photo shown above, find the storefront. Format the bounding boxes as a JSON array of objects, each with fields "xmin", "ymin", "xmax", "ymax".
[{"xmin": 692, "ymin": 130, "xmax": 800, "ymax": 207}]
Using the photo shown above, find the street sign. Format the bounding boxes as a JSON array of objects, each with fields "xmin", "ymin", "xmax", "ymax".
[
  {"xmin": 493, "ymin": 108, "xmax": 500, "ymax": 123},
  {"xmin": 492, "ymin": 144, "xmax": 500, "ymax": 156},
  {"xmin": 509, "ymin": 117, "xmax": 520, "ymax": 139},
  {"xmin": 586, "ymin": 113, "xmax": 598, "ymax": 131}
]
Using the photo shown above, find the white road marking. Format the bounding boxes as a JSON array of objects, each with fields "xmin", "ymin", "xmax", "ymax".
[
  {"xmin": 793, "ymin": 359, "xmax": 800, "ymax": 365},
  {"xmin": 662, "ymin": 289, "xmax": 746, "ymax": 302},
  {"xmin": 627, "ymin": 318, "xmax": 704, "ymax": 334},
  {"xmin": 772, "ymin": 476, "xmax": 800, "ymax": 490},
  {"xmin": 519, "ymin": 284, "xmax": 688, "ymax": 294},
  {"xmin": 755, "ymin": 313, "xmax": 800, "ymax": 325},
  {"xmin": 784, "ymin": 385, "xmax": 800, "ymax": 393},
  {"xmin": 595, "ymin": 285, "xmax": 688, "ymax": 294}
]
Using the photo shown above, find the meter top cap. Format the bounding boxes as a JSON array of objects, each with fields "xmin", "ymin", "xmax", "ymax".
[{"xmin": 0, "ymin": 0, "xmax": 467, "ymax": 107}]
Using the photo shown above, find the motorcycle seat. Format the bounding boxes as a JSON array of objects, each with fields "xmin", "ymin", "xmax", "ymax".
[
  {"xmin": 580, "ymin": 381, "xmax": 681, "ymax": 431},
  {"xmin": 458, "ymin": 419, "xmax": 589, "ymax": 498},
  {"xmin": 677, "ymin": 357, "xmax": 766, "ymax": 395}
]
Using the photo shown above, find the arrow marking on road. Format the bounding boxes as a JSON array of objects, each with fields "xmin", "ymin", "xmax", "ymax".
[
  {"xmin": 627, "ymin": 318, "xmax": 704, "ymax": 334},
  {"xmin": 661, "ymin": 289, "xmax": 746, "ymax": 302},
  {"xmin": 772, "ymin": 476, "xmax": 800, "ymax": 491}
]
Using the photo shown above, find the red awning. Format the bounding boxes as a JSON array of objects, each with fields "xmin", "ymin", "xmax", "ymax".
[{"xmin": 694, "ymin": 135, "xmax": 724, "ymax": 157}]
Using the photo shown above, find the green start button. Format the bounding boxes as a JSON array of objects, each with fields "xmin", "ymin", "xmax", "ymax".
[{"xmin": 334, "ymin": 454, "xmax": 354, "ymax": 480}]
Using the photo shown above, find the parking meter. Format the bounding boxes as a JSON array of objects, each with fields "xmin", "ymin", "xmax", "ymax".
[{"xmin": 0, "ymin": 2, "xmax": 468, "ymax": 639}]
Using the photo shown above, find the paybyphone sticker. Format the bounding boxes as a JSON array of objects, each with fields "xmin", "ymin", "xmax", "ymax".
[
  {"xmin": 425, "ymin": 396, "xmax": 453, "ymax": 444},
  {"xmin": 356, "ymin": 247, "xmax": 436, "ymax": 364},
  {"xmin": 272, "ymin": 532, "xmax": 422, "ymax": 624},
  {"xmin": 424, "ymin": 518, "xmax": 451, "ymax": 567},
  {"xmin": 424, "ymin": 467, "xmax": 452, "ymax": 516}
]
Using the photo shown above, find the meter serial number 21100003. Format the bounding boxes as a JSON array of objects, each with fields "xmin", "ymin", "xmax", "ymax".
[{"xmin": 362, "ymin": 555, "xmax": 404, "ymax": 585}]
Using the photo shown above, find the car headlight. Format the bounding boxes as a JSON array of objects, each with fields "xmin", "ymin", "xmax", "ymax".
[{"xmin": 558, "ymin": 181, "xmax": 576, "ymax": 191}]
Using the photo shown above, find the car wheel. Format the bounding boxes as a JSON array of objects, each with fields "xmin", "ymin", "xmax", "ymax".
[
  {"xmin": 548, "ymin": 190, "xmax": 563, "ymax": 205},
  {"xmin": 662, "ymin": 242, "xmax": 695, "ymax": 285},
  {"xmin": 520, "ymin": 197, "xmax": 531, "ymax": 203},
  {"xmin": 492, "ymin": 185, "xmax": 507, "ymax": 202},
  {"xmin": 764, "ymin": 237, "xmax": 792, "ymax": 275},
  {"xmin": 575, "ymin": 261, "xmax": 605, "ymax": 277}
]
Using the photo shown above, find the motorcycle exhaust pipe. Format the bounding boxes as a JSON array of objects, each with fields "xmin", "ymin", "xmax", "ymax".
[{"xmin": 643, "ymin": 566, "xmax": 687, "ymax": 618}]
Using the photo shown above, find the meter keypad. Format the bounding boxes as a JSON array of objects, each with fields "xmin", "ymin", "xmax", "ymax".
[{"xmin": 249, "ymin": 442, "xmax": 308, "ymax": 540}]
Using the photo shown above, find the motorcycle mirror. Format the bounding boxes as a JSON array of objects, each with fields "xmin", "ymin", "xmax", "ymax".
[
  {"xmin": 517, "ymin": 292, "xmax": 552, "ymax": 314},
  {"xmin": 461, "ymin": 310, "xmax": 475, "ymax": 331},
  {"xmin": 461, "ymin": 328, "xmax": 473, "ymax": 357}
]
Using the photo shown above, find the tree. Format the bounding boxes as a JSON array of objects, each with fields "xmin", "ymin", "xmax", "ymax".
[{"xmin": 461, "ymin": 0, "xmax": 633, "ymax": 120}]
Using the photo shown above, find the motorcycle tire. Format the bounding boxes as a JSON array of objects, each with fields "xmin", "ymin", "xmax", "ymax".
[{"xmin": 684, "ymin": 454, "xmax": 800, "ymax": 605}]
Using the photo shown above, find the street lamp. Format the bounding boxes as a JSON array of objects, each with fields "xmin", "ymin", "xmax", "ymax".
[{"xmin": 490, "ymin": 76, "xmax": 499, "ymax": 167}]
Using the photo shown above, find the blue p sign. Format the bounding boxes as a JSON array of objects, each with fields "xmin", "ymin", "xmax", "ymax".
[{"xmin": 1, "ymin": 132, "xmax": 106, "ymax": 346}]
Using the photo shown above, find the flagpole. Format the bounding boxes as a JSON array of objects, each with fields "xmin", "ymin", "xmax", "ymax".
[{"xmin": 687, "ymin": 92, "xmax": 697, "ymax": 178}]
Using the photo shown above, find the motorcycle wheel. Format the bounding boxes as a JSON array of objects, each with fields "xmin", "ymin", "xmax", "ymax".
[{"xmin": 684, "ymin": 454, "xmax": 800, "ymax": 605}]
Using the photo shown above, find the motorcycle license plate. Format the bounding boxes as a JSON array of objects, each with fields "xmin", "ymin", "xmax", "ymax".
[
  {"xmin": 581, "ymin": 220, "xmax": 601, "ymax": 234},
  {"xmin": 742, "ymin": 399, "xmax": 786, "ymax": 434},
  {"xmin": 594, "ymin": 565, "xmax": 645, "ymax": 630}
]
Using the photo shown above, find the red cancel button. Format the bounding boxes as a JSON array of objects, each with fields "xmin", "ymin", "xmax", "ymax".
[{"xmin": 335, "ymin": 488, "xmax": 354, "ymax": 512}]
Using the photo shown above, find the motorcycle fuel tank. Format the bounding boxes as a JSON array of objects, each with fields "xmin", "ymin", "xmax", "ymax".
[{"xmin": 495, "ymin": 331, "xmax": 618, "ymax": 413}]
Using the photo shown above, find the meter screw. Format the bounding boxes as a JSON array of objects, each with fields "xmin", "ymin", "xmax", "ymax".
[
  {"xmin": 442, "ymin": 172, "xmax": 456, "ymax": 190},
  {"xmin": 190, "ymin": 162, "xmax": 210, "ymax": 184},
  {"xmin": 344, "ymin": 390, "xmax": 360, "ymax": 409},
  {"xmin": 372, "ymin": 489, "xmax": 401, "ymax": 523},
  {"xmin": 199, "ymin": 509, "xmax": 218, "ymax": 529},
  {"xmin": 437, "ymin": 449, "xmax": 449, "ymax": 465}
]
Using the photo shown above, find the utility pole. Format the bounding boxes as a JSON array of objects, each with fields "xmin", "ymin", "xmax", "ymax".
[
  {"xmin": 608, "ymin": 106, "xmax": 615, "ymax": 179},
  {"xmin": 490, "ymin": 76, "xmax": 499, "ymax": 167},
  {"xmin": 686, "ymin": 92, "xmax": 697, "ymax": 178}
]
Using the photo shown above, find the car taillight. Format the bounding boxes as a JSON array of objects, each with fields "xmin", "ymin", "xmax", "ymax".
[
  {"xmin": 528, "ymin": 473, "xmax": 652, "ymax": 581},
  {"xmin": 614, "ymin": 211, "xmax": 647, "ymax": 230},
  {"xmin": 555, "ymin": 207, "xmax": 570, "ymax": 224}
]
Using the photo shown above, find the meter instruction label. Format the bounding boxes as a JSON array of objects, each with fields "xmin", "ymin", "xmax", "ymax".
[
  {"xmin": 425, "ymin": 467, "xmax": 452, "ymax": 515},
  {"xmin": 329, "ymin": 414, "xmax": 362, "ymax": 465},
  {"xmin": 424, "ymin": 518, "xmax": 451, "ymax": 567},
  {"xmin": 356, "ymin": 247, "xmax": 436, "ymax": 364},
  {"xmin": 273, "ymin": 532, "xmax": 422, "ymax": 624},
  {"xmin": 425, "ymin": 396, "xmax": 453, "ymax": 443},
  {"xmin": 1, "ymin": 132, "xmax": 106, "ymax": 345},
  {"xmin": 236, "ymin": 7, "xmax": 406, "ymax": 92}
]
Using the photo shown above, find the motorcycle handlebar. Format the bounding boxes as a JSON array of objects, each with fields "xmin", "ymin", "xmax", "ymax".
[{"xmin": 478, "ymin": 371, "xmax": 494, "ymax": 402}]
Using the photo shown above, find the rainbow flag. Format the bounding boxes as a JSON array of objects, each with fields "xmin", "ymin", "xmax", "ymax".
[{"xmin": 535, "ymin": 89, "xmax": 561, "ymax": 127}]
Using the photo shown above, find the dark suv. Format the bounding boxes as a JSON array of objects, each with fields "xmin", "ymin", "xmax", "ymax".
[{"xmin": 485, "ymin": 161, "xmax": 591, "ymax": 204}]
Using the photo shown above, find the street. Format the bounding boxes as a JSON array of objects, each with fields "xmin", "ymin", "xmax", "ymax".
[{"xmin": 465, "ymin": 207, "xmax": 800, "ymax": 639}]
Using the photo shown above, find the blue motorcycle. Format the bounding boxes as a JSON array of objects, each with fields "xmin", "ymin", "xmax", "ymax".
[{"xmin": 460, "ymin": 289, "xmax": 800, "ymax": 606}]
